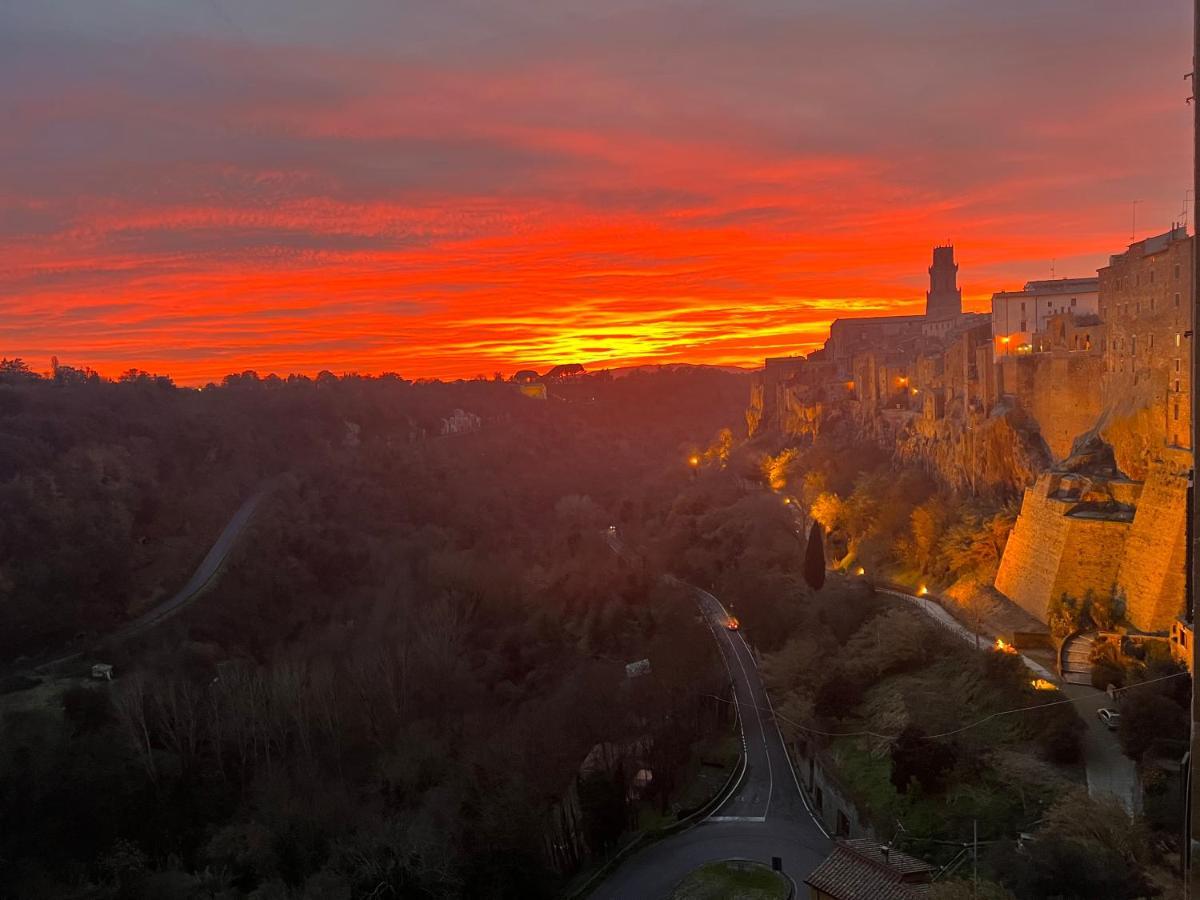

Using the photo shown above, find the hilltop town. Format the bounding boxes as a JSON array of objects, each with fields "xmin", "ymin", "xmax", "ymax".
[{"xmin": 748, "ymin": 229, "xmax": 1193, "ymax": 647}]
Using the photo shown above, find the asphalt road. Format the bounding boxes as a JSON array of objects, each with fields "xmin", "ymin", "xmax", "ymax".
[
  {"xmin": 30, "ymin": 486, "xmax": 273, "ymax": 674},
  {"xmin": 116, "ymin": 486, "xmax": 271, "ymax": 639},
  {"xmin": 590, "ymin": 579, "xmax": 830, "ymax": 899},
  {"xmin": 1061, "ymin": 683, "xmax": 1139, "ymax": 814}
]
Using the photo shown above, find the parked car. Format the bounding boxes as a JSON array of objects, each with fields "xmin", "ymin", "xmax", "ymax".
[{"xmin": 1097, "ymin": 708, "xmax": 1121, "ymax": 730}]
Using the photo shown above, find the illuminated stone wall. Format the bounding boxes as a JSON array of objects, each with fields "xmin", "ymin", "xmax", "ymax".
[
  {"xmin": 1114, "ymin": 454, "xmax": 1190, "ymax": 632},
  {"xmin": 997, "ymin": 352, "xmax": 1105, "ymax": 462},
  {"xmin": 994, "ymin": 474, "xmax": 1130, "ymax": 623}
]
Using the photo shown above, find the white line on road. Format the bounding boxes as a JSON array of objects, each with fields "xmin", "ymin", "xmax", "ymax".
[{"xmin": 707, "ymin": 815, "xmax": 768, "ymax": 823}]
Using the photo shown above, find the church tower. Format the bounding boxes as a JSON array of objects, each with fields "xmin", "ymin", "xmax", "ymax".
[{"xmin": 925, "ymin": 245, "xmax": 962, "ymax": 320}]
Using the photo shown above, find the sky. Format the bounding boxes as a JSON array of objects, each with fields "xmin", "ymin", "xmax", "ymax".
[{"xmin": 0, "ymin": 0, "xmax": 1193, "ymax": 383}]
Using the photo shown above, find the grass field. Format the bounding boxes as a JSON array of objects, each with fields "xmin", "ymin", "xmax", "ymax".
[{"xmin": 671, "ymin": 860, "xmax": 790, "ymax": 900}]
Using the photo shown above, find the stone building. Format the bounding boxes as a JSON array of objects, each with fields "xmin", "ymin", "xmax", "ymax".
[
  {"xmin": 1098, "ymin": 226, "xmax": 1193, "ymax": 455},
  {"xmin": 925, "ymin": 244, "xmax": 963, "ymax": 320},
  {"xmin": 825, "ymin": 245, "xmax": 984, "ymax": 375},
  {"xmin": 991, "ymin": 277, "xmax": 1100, "ymax": 360}
]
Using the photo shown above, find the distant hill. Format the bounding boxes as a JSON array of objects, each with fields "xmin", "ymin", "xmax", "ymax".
[{"xmin": 605, "ymin": 362, "xmax": 758, "ymax": 379}]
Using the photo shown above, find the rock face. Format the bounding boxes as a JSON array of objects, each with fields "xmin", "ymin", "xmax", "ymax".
[
  {"xmin": 889, "ymin": 402, "xmax": 1049, "ymax": 497},
  {"xmin": 746, "ymin": 373, "xmax": 828, "ymax": 443}
]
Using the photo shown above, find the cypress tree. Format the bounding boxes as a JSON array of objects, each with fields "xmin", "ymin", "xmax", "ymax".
[{"xmin": 803, "ymin": 520, "xmax": 826, "ymax": 591}]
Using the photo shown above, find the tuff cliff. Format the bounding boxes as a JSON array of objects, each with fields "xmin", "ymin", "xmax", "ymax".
[
  {"xmin": 747, "ymin": 371, "xmax": 829, "ymax": 443},
  {"xmin": 889, "ymin": 403, "xmax": 1049, "ymax": 497}
]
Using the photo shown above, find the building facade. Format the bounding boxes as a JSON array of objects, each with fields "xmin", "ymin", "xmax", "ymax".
[
  {"xmin": 1098, "ymin": 226, "xmax": 1193, "ymax": 452},
  {"xmin": 991, "ymin": 277, "xmax": 1100, "ymax": 361}
]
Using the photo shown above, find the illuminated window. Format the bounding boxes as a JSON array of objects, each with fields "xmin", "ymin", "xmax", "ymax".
[{"xmin": 1177, "ymin": 333, "xmax": 1182, "ymax": 347}]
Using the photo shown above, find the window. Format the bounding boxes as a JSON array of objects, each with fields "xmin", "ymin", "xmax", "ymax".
[
  {"xmin": 1150, "ymin": 297, "xmax": 1155, "ymax": 312},
  {"xmin": 1178, "ymin": 333, "xmax": 1183, "ymax": 347},
  {"xmin": 1175, "ymin": 403, "xmax": 1180, "ymax": 421},
  {"xmin": 1150, "ymin": 269, "xmax": 1155, "ymax": 284},
  {"xmin": 1135, "ymin": 302, "xmax": 1140, "ymax": 314},
  {"xmin": 1020, "ymin": 301, "xmax": 1026, "ymax": 314},
  {"xmin": 1176, "ymin": 263, "xmax": 1182, "ymax": 280},
  {"xmin": 1176, "ymin": 380, "xmax": 1181, "ymax": 393},
  {"xmin": 1176, "ymin": 292, "xmax": 1181, "ymax": 307},
  {"xmin": 1176, "ymin": 358, "xmax": 1181, "ymax": 372},
  {"xmin": 1071, "ymin": 297, "xmax": 1077, "ymax": 307},
  {"xmin": 1131, "ymin": 335, "xmax": 1137, "ymax": 357}
]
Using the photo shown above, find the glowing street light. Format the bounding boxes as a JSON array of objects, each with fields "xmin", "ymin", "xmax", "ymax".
[
  {"xmin": 917, "ymin": 585, "xmax": 929, "ymax": 596},
  {"xmin": 854, "ymin": 566, "xmax": 866, "ymax": 576},
  {"xmin": 688, "ymin": 455, "xmax": 700, "ymax": 467}
]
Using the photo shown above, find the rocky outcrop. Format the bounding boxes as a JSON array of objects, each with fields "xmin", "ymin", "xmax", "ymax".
[
  {"xmin": 747, "ymin": 374, "xmax": 830, "ymax": 442},
  {"xmin": 888, "ymin": 402, "xmax": 1049, "ymax": 497}
]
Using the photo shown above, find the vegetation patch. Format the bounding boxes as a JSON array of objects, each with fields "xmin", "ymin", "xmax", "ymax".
[{"xmin": 671, "ymin": 860, "xmax": 790, "ymax": 900}]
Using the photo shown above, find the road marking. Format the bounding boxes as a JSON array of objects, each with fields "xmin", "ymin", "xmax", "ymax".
[
  {"xmin": 697, "ymin": 588, "xmax": 772, "ymax": 821},
  {"xmin": 707, "ymin": 815, "xmax": 767, "ymax": 823}
]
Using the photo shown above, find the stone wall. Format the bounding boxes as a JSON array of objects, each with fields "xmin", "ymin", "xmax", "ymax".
[
  {"xmin": 997, "ymin": 352, "xmax": 1106, "ymax": 461},
  {"xmin": 1114, "ymin": 453, "xmax": 1190, "ymax": 632},
  {"xmin": 994, "ymin": 473, "xmax": 1131, "ymax": 623}
]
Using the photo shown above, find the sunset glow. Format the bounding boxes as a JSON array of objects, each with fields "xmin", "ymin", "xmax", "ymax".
[{"xmin": 1, "ymin": 1, "xmax": 1192, "ymax": 382}]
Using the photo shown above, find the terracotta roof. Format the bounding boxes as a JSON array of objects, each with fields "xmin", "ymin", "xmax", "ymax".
[{"xmin": 804, "ymin": 839, "xmax": 933, "ymax": 900}]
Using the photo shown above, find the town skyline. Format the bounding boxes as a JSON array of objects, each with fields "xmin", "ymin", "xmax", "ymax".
[{"xmin": 2, "ymin": 0, "xmax": 1192, "ymax": 383}]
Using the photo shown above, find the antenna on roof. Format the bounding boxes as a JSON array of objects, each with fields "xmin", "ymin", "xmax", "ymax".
[
  {"xmin": 1130, "ymin": 200, "xmax": 1140, "ymax": 243},
  {"xmin": 1050, "ymin": 258, "xmax": 1055, "ymax": 279}
]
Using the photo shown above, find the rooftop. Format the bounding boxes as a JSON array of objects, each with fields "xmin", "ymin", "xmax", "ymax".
[
  {"xmin": 804, "ymin": 839, "xmax": 933, "ymax": 900},
  {"xmin": 1106, "ymin": 225, "xmax": 1189, "ymax": 265},
  {"xmin": 993, "ymin": 277, "xmax": 1099, "ymax": 299}
]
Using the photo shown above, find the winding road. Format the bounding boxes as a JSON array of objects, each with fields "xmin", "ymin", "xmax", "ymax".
[
  {"xmin": 590, "ymin": 562, "xmax": 830, "ymax": 899},
  {"xmin": 30, "ymin": 485, "xmax": 272, "ymax": 673}
]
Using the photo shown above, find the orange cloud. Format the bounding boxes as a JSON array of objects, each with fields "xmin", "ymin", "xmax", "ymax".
[{"xmin": 0, "ymin": 2, "xmax": 1191, "ymax": 382}]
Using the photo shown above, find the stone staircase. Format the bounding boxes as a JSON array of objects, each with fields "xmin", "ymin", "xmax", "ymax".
[{"xmin": 1060, "ymin": 632, "xmax": 1096, "ymax": 686}]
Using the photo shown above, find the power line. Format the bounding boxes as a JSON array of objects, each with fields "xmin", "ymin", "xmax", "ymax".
[{"xmin": 705, "ymin": 670, "xmax": 1189, "ymax": 743}]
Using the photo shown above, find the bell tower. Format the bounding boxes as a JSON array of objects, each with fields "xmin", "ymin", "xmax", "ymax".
[{"xmin": 925, "ymin": 245, "xmax": 963, "ymax": 320}]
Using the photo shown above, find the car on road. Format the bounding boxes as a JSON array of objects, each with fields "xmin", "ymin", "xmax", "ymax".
[
  {"xmin": 607, "ymin": 525, "xmax": 617, "ymax": 533},
  {"xmin": 1097, "ymin": 708, "xmax": 1121, "ymax": 730},
  {"xmin": 725, "ymin": 616, "xmax": 740, "ymax": 631}
]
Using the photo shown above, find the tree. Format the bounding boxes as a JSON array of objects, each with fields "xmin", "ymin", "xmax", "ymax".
[
  {"xmin": 1117, "ymin": 692, "xmax": 1187, "ymax": 761},
  {"xmin": 803, "ymin": 520, "xmax": 826, "ymax": 590},
  {"xmin": 890, "ymin": 725, "xmax": 957, "ymax": 794}
]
